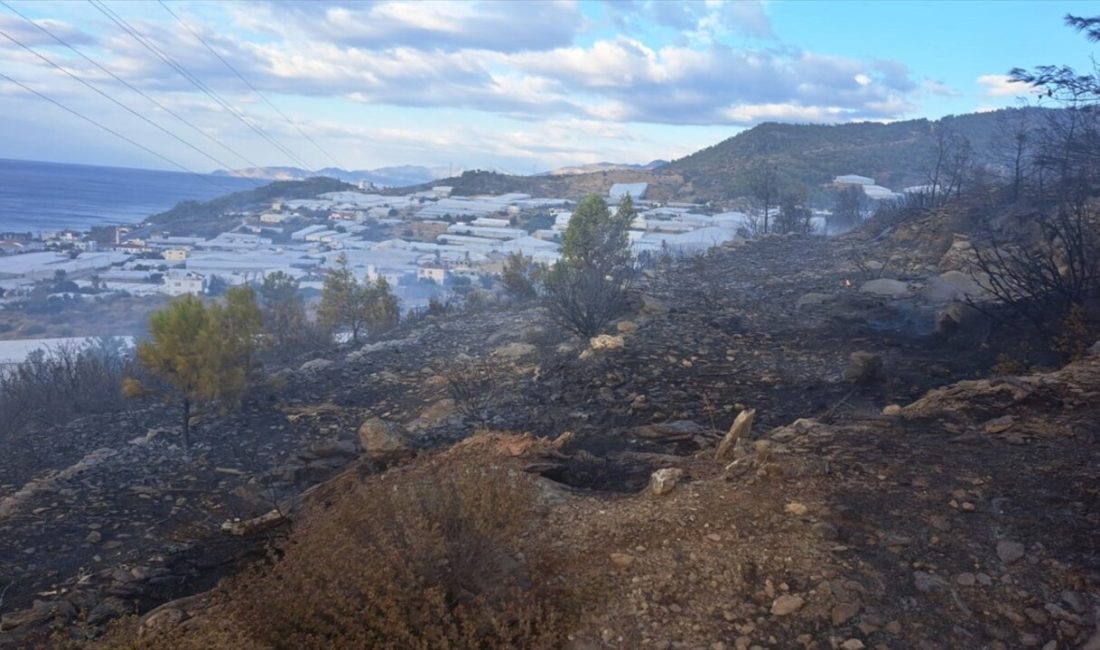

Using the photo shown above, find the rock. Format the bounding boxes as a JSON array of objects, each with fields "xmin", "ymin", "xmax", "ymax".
[
  {"xmin": 832, "ymin": 602, "xmax": 860, "ymax": 625},
  {"xmin": 859, "ymin": 278, "xmax": 909, "ymax": 298},
  {"xmin": 770, "ymin": 594, "xmax": 804, "ymax": 616},
  {"xmin": 844, "ymin": 352, "xmax": 883, "ymax": 384},
  {"xmin": 357, "ymin": 417, "xmax": 412, "ymax": 463},
  {"xmin": 140, "ymin": 607, "xmax": 186, "ymax": 633},
  {"xmin": 633, "ymin": 420, "xmax": 708, "ymax": 441},
  {"xmin": 649, "ymin": 468, "xmax": 685, "ymax": 496},
  {"xmin": 640, "ymin": 294, "xmax": 669, "ymax": 315},
  {"xmin": 936, "ymin": 301, "xmax": 986, "ymax": 337},
  {"xmin": 1088, "ymin": 340, "xmax": 1100, "ymax": 356},
  {"xmin": 882, "ymin": 404, "xmax": 902, "ymax": 416},
  {"xmin": 298, "ymin": 358, "xmax": 334, "ymax": 374},
  {"xmin": 85, "ymin": 530, "xmax": 103, "ymax": 544},
  {"xmin": 308, "ymin": 439, "xmax": 358, "ymax": 459},
  {"xmin": 922, "ymin": 271, "xmax": 986, "ymax": 303},
  {"xmin": 87, "ymin": 597, "xmax": 129, "ymax": 626},
  {"xmin": 997, "ymin": 540, "xmax": 1026, "ymax": 564},
  {"xmin": 784, "ymin": 502, "xmax": 809, "ymax": 516},
  {"xmin": 956, "ymin": 572, "xmax": 976, "ymax": 586},
  {"xmin": 983, "ymin": 415, "xmax": 1016, "ymax": 434},
  {"xmin": 0, "ymin": 600, "xmax": 56, "ymax": 631},
  {"xmin": 589, "ymin": 334, "xmax": 625, "ymax": 352},
  {"xmin": 913, "ymin": 571, "xmax": 948, "ymax": 593},
  {"xmin": 839, "ymin": 640, "xmax": 866, "ymax": 650},
  {"xmin": 796, "ymin": 292, "xmax": 834, "ymax": 309},
  {"xmin": 610, "ymin": 552, "xmax": 635, "ymax": 568},
  {"xmin": 715, "ymin": 409, "xmax": 755, "ymax": 461},
  {"xmin": 492, "ymin": 342, "xmax": 538, "ymax": 360},
  {"xmin": 616, "ymin": 320, "xmax": 638, "ymax": 334}
]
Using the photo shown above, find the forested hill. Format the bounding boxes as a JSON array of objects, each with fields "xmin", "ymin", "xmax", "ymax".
[{"xmin": 661, "ymin": 107, "xmax": 1053, "ymax": 200}]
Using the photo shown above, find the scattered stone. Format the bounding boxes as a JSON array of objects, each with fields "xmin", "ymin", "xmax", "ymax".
[
  {"xmin": 298, "ymin": 358, "xmax": 334, "ymax": 374},
  {"xmin": 491, "ymin": 342, "xmax": 538, "ymax": 360},
  {"xmin": 859, "ymin": 278, "xmax": 909, "ymax": 298},
  {"xmin": 983, "ymin": 415, "xmax": 1016, "ymax": 434},
  {"xmin": 85, "ymin": 530, "xmax": 103, "ymax": 544},
  {"xmin": 956, "ymin": 572, "xmax": 976, "ymax": 586},
  {"xmin": 882, "ymin": 404, "xmax": 902, "ymax": 416},
  {"xmin": 357, "ymin": 417, "xmax": 412, "ymax": 463},
  {"xmin": 648, "ymin": 468, "xmax": 685, "ymax": 496},
  {"xmin": 914, "ymin": 571, "xmax": 948, "ymax": 593},
  {"xmin": 87, "ymin": 597, "xmax": 129, "ymax": 625},
  {"xmin": 840, "ymin": 640, "xmax": 866, "ymax": 650},
  {"xmin": 589, "ymin": 334, "xmax": 625, "ymax": 352},
  {"xmin": 844, "ymin": 351, "xmax": 883, "ymax": 384},
  {"xmin": 796, "ymin": 292, "xmax": 834, "ymax": 309},
  {"xmin": 616, "ymin": 320, "xmax": 638, "ymax": 334},
  {"xmin": 832, "ymin": 602, "xmax": 861, "ymax": 626},
  {"xmin": 640, "ymin": 294, "xmax": 669, "ymax": 315},
  {"xmin": 997, "ymin": 540, "xmax": 1026, "ymax": 564},
  {"xmin": 785, "ymin": 502, "xmax": 809, "ymax": 517},
  {"xmin": 308, "ymin": 439, "xmax": 358, "ymax": 459},
  {"xmin": 770, "ymin": 594, "xmax": 804, "ymax": 616},
  {"xmin": 609, "ymin": 552, "xmax": 635, "ymax": 569}
]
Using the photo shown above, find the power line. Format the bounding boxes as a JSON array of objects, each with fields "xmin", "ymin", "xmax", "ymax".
[
  {"xmin": 0, "ymin": 0, "xmax": 262, "ymax": 170},
  {"xmin": 87, "ymin": 0, "xmax": 313, "ymax": 170},
  {"xmin": 157, "ymin": 0, "xmax": 345, "ymax": 170},
  {"xmin": 0, "ymin": 68, "xmax": 234, "ymax": 190},
  {"xmin": 0, "ymin": 26, "xmax": 246, "ymax": 175}
]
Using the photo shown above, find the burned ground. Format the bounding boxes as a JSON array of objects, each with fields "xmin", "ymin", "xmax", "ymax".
[{"xmin": 0, "ymin": 232, "xmax": 1096, "ymax": 649}]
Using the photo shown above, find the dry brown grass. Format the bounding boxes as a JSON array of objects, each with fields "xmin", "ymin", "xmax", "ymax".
[{"xmin": 93, "ymin": 461, "xmax": 574, "ymax": 649}]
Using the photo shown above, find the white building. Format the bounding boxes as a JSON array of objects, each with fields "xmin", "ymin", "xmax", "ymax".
[
  {"xmin": 834, "ymin": 174, "xmax": 875, "ymax": 186},
  {"xmin": 416, "ymin": 264, "xmax": 448, "ymax": 284},
  {"xmin": 164, "ymin": 248, "xmax": 189, "ymax": 262},
  {"xmin": 164, "ymin": 271, "xmax": 205, "ymax": 296}
]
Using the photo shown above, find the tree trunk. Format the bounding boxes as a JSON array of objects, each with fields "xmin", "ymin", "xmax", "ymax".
[{"xmin": 181, "ymin": 398, "xmax": 191, "ymax": 451}]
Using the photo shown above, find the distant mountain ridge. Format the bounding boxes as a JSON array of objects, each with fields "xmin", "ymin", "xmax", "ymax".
[
  {"xmin": 213, "ymin": 165, "xmax": 446, "ymax": 188},
  {"xmin": 543, "ymin": 160, "xmax": 668, "ymax": 176}
]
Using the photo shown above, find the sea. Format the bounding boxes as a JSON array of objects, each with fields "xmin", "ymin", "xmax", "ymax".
[{"xmin": 0, "ymin": 158, "xmax": 263, "ymax": 234}]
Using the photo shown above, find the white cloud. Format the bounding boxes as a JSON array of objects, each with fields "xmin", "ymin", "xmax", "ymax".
[{"xmin": 977, "ymin": 74, "xmax": 1037, "ymax": 98}]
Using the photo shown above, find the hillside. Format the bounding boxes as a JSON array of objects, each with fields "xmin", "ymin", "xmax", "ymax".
[
  {"xmin": 2, "ymin": 221, "xmax": 1097, "ymax": 648},
  {"xmin": 145, "ymin": 177, "xmax": 354, "ymax": 236},
  {"xmin": 662, "ymin": 107, "xmax": 1053, "ymax": 200}
]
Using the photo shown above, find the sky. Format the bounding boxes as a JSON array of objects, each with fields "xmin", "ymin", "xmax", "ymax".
[{"xmin": 0, "ymin": 0, "xmax": 1095, "ymax": 175}]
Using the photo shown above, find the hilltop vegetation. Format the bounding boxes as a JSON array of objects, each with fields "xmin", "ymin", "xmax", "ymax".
[
  {"xmin": 396, "ymin": 108, "xmax": 1054, "ymax": 205},
  {"xmin": 147, "ymin": 177, "xmax": 354, "ymax": 236},
  {"xmin": 661, "ymin": 107, "xmax": 1054, "ymax": 200}
]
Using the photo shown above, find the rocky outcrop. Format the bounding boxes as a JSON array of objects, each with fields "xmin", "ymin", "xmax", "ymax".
[{"xmin": 357, "ymin": 417, "xmax": 413, "ymax": 463}]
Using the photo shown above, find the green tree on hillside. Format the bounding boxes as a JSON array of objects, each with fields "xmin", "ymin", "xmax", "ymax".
[
  {"xmin": 123, "ymin": 286, "xmax": 262, "ymax": 450},
  {"xmin": 366, "ymin": 276, "xmax": 400, "ymax": 334},
  {"xmin": 775, "ymin": 190, "xmax": 814, "ymax": 235},
  {"xmin": 318, "ymin": 254, "xmax": 400, "ymax": 344},
  {"xmin": 543, "ymin": 194, "xmax": 635, "ymax": 337},
  {"xmin": 259, "ymin": 271, "xmax": 310, "ymax": 352}
]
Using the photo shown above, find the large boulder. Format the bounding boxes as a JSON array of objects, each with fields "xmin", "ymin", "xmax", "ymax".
[
  {"xmin": 491, "ymin": 342, "xmax": 538, "ymax": 360},
  {"xmin": 935, "ymin": 301, "xmax": 987, "ymax": 338},
  {"xmin": 922, "ymin": 271, "xmax": 986, "ymax": 303},
  {"xmin": 844, "ymin": 351, "xmax": 883, "ymax": 384},
  {"xmin": 859, "ymin": 278, "xmax": 910, "ymax": 298},
  {"xmin": 357, "ymin": 417, "xmax": 412, "ymax": 463}
]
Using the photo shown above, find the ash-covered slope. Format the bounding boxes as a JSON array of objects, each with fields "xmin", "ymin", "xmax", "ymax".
[{"xmin": 2, "ymin": 232, "xmax": 1097, "ymax": 648}]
